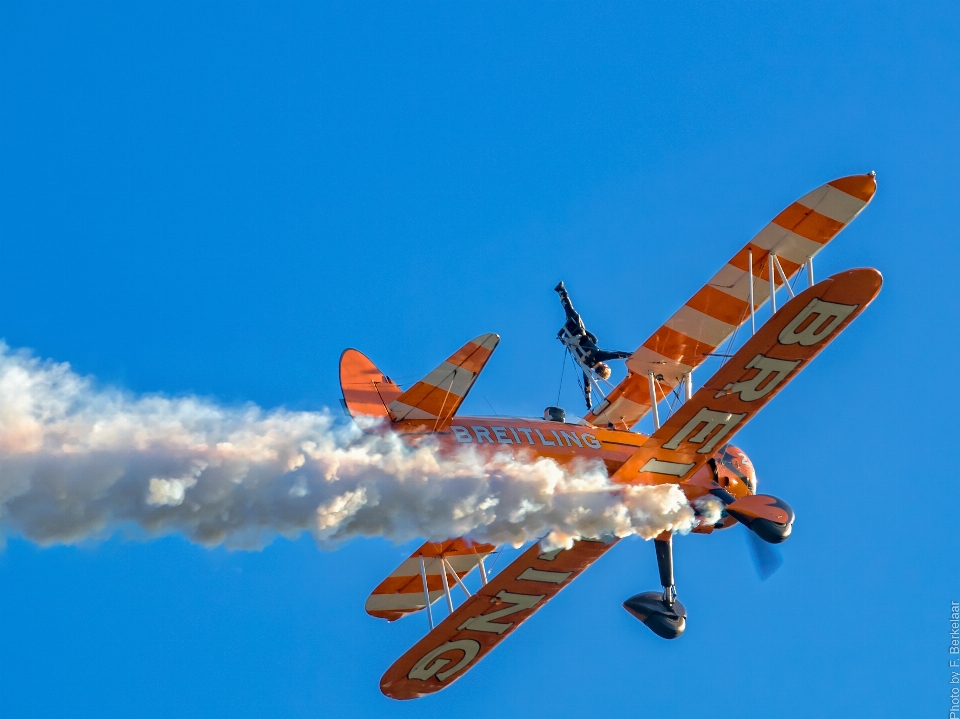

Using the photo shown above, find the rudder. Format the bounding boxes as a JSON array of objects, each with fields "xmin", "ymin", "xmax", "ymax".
[{"xmin": 339, "ymin": 349, "xmax": 403, "ymax": 424}]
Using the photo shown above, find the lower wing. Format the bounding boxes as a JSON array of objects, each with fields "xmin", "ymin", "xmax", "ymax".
[{"xmin": 366, "ymin": 538, "xmax": 496, "ymax": 621}]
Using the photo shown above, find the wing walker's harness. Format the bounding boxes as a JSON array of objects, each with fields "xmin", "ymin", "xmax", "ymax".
[{"xmin": 554, "ymin": 281, "xmax": 631, "ymax": 412}]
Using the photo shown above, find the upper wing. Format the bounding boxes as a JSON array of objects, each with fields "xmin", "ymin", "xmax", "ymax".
[
  {"xmin": 366, "ymin": 538, "xmax": 496, "ymax": 621},
  {"xmin": 380, "ymin": 538, "xmax": 618, "ymax": 700},
  {"xmin": 587, "ymin": 173, "xmax": 877, "ymax": 430},
  {"xmin": 610, "ymin": 267, "xmax": 882, "ymax": 485},
  {"xmin": 388, "ymin": 333, "xmax": 500, "ymax": 423}
]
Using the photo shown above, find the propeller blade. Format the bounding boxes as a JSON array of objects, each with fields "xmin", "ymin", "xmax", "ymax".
[{"xmin": 744, "ymin": 526, "xmax": 783, "ymax": 580}]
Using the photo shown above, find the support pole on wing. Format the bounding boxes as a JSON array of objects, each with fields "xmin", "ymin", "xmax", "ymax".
[
  {"xmin": 443, "ymin": 557, "xmax": 472, "ymax": 599},
  {"xmin": 684, "ymin": 371, "xmax": 693, "ymax": 401},
  {"xmin": 806, "ymin": 257, "xmax": 815, "ymax": 288},
  {"xmin": 440, "ymin": 556, "xmax": 454, "ymax": 614},
  {"xmin": 478, "ymin": 557, "xmax": 489, "ymax": 586},
  {"xmin": 419, "ymin": 555, "xmax": 434, "ymax": 630},
  {"xmin": 647, "ymin": 370, "xmax": 661, "ymax": 430},
  {"xmin": 772, "ymin": 254, "xmax": 795, "ymax": 298},
  {"xmin": 769, "ymin": 253, "xmax": 778, "ymax": 315},
  {"xmin": 748, "ymin": 247, "xmax": 756, "ymax": 335}
]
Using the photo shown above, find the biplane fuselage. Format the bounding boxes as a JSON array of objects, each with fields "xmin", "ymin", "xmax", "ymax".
[
  {"xmin": 339, "ymin": 172, "xmax": 881, "ymax": 700},
  {"xmin": 387, "ymin": 415, "xmax": 754, "ymax": 518}
]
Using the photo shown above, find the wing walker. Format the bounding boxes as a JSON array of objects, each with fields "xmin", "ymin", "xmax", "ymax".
[{"xmin": 339, "ymin": 173, "xmax": 881, "ymax": 699}]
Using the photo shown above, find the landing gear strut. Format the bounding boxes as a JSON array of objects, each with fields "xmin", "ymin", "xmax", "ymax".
[{"xmin": 622, "ymin": 535, "xmax": 687, "ymax": 639}]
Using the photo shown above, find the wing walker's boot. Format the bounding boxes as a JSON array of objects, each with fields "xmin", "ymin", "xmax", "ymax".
[{"xmin": 622, "ymin": 534, "xmax": 687, "ymax": 639}]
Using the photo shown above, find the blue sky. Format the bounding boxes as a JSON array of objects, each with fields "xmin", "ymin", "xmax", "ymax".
[{"xmin": 1, "ymin": 2, "xmax": 957, "ymax": 717}]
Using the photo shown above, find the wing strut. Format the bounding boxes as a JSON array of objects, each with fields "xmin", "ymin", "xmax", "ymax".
[
  {"xmin": 418, "ymin": 555, "xmax": 434, "ymax": 630},
  {"xmin": 440, "ymin": 562, "xmax": 454, "ymax": 613},
  {"xmin": 647, "ymin": 370, "xmax": 661, "ymax": 430},
  {"xmin": 772, "ymin": 254, "xmax": 795, "ymax": 299},
  {"xmin": 444, "ymin": 558, "xmax": 472, "ymax": 598},
  {"xmin": 769, "ymin": 253, "xmax": 777, "ymax": 313},
  {"xmin": 748, "ymin": 247, "xmax": 757, "ymax": 335}
]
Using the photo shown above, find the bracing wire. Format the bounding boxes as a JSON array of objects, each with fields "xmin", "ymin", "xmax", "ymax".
[
  {"xmin": 654, "ymin": 375, "xmax": 672, "ymax": 416},
  {"xmin": 665, "ymin": 384, "xmax": 684, "ymax": 417},
  {"xmin": 486, "ymin": 544, "xmax": 507, "ymax": 576},
  {"xmin": 722, "ymin": 321, "xmax": 741, "ymax": 367},
  {"xmin": 572, "ymin": 354, "xmax": 586, "ymax": 392},
  {"xmin": 556, "ymin": 347, "xmax": 567, "ymax": 405},
  {"xmin": 432, "ymin": 370, "xmax": 459, "ymax": 432}
]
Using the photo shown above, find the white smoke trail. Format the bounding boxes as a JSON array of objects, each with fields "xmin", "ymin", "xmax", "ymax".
[{"xmin": 0, "ymin": 343, "xmax": 696, "ymax": 550}]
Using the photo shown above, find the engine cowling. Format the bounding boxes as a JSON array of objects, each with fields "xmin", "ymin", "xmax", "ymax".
[{"xmin": 714, "ymin": 444, "xmax": 757, "ymax": 495}]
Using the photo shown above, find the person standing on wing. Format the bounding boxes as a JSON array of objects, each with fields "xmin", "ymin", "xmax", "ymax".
[{"xmin": 555, "ymin": 281, "xmax": 632, "ymax": 409}]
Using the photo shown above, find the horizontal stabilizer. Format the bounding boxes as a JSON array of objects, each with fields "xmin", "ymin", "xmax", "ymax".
[
  {"xmin": 588, "ymin": 174, "xmax": 877, "ymax": 430},
  {"xmin": 388, "ymin": 334, "xmax": 499, "ymax": 423},
  {"xmin": 366, "ymin": 538, "xmax": 496, "ymax": 621}
]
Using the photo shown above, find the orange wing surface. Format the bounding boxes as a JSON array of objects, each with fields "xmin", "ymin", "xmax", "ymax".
[
  {"xmin": 366, "ymin": 538, "xmax": 496, "ymax": 621},
  {"xmin": 388, "ymin": 333, "xmax": 499, "ymax": 423},
  {"xmin": 587, "ymin": 173, "xmax": 877, "ymax": 430},
  {"xmin": 340, "ymin": 349, "xmax": 403, "ymax": 421},
  {"xmin": 380, "ymin": 538, "xmax": 617, "ymax": 700},
  {"xmin": 611, "ymin": 267, "xmax": 882, "ymax": 485}
]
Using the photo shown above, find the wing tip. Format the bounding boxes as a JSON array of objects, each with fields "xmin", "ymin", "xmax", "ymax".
[
  {"xmin": 366, "ymin": 608, "xmax": 410, "ymax": 622},
  {"xmin": 828, "ymin": 172, "xmax": 877, "ymax": 203},
  {"xmin": 380, "ymin": 676, "xmax": 426, "ymax": 701},
  {"xmin": 470, "ymin": 332, "xmax": 501, "ymax": 349}
]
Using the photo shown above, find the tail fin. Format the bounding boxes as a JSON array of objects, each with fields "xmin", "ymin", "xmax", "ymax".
[
  {"xmin": 388, "ymin": 334, "xmax": 499, "ymax": 423},
  {"xmin": 339, "ymin": 349, "xmax": 403, "ymax": 423}
]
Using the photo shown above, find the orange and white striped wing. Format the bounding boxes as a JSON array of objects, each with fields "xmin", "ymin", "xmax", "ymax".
[
  {"xmin": 610, "ymin": 268, "xmax": 882, "ymax": 486},
  {"xmin": 587, "ymin": 173, "xmax": 877, "ymax": 430},
  {"xmin": 388, "ymin": 334, "xmax": 499, "ymax": 423},
  {"xmin": 366, "ymin": 538, "xmax": 497, "ymax": 621},
  {"xmin": 380, "ymin": 538, "xmax": 617, "ymax": 699}
]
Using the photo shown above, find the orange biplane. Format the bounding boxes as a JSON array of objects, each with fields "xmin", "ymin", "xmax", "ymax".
[{"xmin": 339, "ymin": 173, "xmax": 881, "ymax": 700}]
